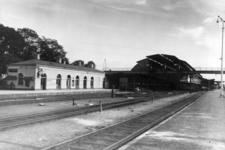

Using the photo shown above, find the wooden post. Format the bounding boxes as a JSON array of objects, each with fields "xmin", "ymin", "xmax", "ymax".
[
  {"xmin": 100, "ymin": 101, "xmax": 102, "ymax": 112},
  {"xmin": 111, "ymin": 85, "xmax": 114, "ymax": 98},
  {"xmin": 189, "ymin": 75, "xmax": 192, "ymax": 93},
  {"xmin": 125, "ymin": 78, "xmax": 127, "ymax": 92}
]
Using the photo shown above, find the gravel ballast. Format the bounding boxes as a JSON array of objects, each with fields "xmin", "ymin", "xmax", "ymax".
[{"xmin": 0, "ymin": 93, "xmax": 194, "ymax": 150}]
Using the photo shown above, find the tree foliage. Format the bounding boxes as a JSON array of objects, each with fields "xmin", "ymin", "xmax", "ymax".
[
  {"xmin": 0, "ymin": 24, "xmax": 69, "ymax": 74},
  {"xmin": 71, "ymin": 60, "xmax": 85, "ymax": 66},
  {"xmin": 17, "ymin": 28, "xmax": 68, "ymax": 63},
  {"xmin": 38, "ymin": 37, "xmax": 68, "ymax": 63},
  {"xmin": 84, "ymin": 61, "xmax": 96, "ymax": 69},
  {"xmin": 71, "ymin": 60, "xmax": 96, "ymax": 68},
  {"xmin": 0, "ymin": 24, "xmax": 26, "ymax": 59},
  {"xmin": 17, "ymin": 28, "xmax": 40, "ymax": 60},
  {"xmin": 0, "ymin": 24, "xmax": 25, "ymax": 74}
]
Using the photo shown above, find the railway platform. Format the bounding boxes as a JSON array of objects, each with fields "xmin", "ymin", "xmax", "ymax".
[
  {"xmin": 0, "ymin": 89, "xmax": 111, "ymax": 99},
  {"xmin": 120, "ymin": 90, "xmax": 225, "ymax": 150}
]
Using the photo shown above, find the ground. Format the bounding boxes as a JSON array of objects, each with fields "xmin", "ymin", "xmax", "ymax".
[
  {"xmin": 0, "ymin": 93, "xmax": 192, "ymax": 150},
  {"xmin": 119, "ymin": 90, "xmax": 225, "ymax": 150}
]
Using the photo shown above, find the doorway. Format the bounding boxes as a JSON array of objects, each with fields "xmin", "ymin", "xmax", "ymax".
[{"xmin": 41, "ymin": 74, "xmax": 47, "ymax": 90}]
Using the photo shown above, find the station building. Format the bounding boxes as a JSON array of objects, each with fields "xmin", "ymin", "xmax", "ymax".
[{"xmin": 5, "ymin": 59, "xmax": 105, "ymax": 90}]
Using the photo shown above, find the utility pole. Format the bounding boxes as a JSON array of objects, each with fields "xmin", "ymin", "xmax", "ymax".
[{"xmin": 217, "ymin": 16, "xmax": 225, "ymax": 98}]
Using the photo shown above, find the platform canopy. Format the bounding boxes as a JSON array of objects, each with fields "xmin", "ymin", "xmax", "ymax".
[
  {"xmin": 105, "ymin": 54, "xmax": 204, "ymax": 91},
  {"xmin": 132, "ymin": 54, "xmax": 202, "ymax": 78}
]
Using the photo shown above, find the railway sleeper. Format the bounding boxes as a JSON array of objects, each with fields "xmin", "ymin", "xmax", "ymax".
[
  {"xmin": 69, "ymin": 141, "xmax": 108, "ymax": 150},
  {"xmin": 99, "ymin": 133, "xmax": 126, "ymax": 139},
  {"xmin": 88, "ymin": 136, "xmax": 118, "ymax": 143}
]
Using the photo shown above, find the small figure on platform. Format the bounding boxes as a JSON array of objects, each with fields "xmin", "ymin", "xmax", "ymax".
[{"xmin": 135, "ymin": 87, "xmax": 140, "ymax": 92}]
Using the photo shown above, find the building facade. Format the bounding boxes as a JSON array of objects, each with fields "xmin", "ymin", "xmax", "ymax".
[{"xmin": 6, "ymin": 59, "xmax": 105, "ymax": 90}]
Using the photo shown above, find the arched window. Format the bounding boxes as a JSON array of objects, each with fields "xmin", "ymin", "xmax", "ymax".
[
  {"xmin": 56, "ymin": 74, "xmax": 61, "ymax": 89},
  {"xmin": 72, "ymin": 78, "xmax": 75, "ymax": 87},
  {"xmin": 91, "ymin": 77, "xmax": 94, "ymax": 89},
  {"xmin": 83, "ymin": 76, "xmax": 87, "ymax": 89},
  {"xmin": 103, "ymin": 78, "xmax": 105, "ymax": 88},
  {"xmin": 76, "ymin": 76, "xmax": 79, "ymax": 89},
  {"xmin": 18, "ymin": 73, "xmax": 23, "ymax": 85},
  {"xmin": 67, "ymin": 75, "xmax": 71, "ymax": 89}
]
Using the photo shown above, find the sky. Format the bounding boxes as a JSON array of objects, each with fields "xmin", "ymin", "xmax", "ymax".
[{"xmin": 0, "ymin": 0, "xmax": 225, "ymax": 80}]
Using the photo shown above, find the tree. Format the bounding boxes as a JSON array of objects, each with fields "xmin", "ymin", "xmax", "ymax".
[
  {"xmin": 0, "ymin": 24, "xmax": 25, "ymax": 74},
  {"xmin": 0, "ymin": 24, "xmax": 26, "ymax": 59},
  {"xmin": 17, "ymin": 28, "xmax": 40, "ymax": 60},
  {"xmin": 38, "ymin": 37, "xmax": 68, "ymax": 63},
  {"xmin": 84, "ymin": 61, "xmax": 96, "ymax": 69},
  {"xmin": 17, "ymin": 28, "xmax": 69, "ymax": 63},
  {"xmin": 0, "ymin": 24, "xmax": 70, "ymax": 74},
  {"xmin": 71, "ymin": 60, "xmax": 84, "ymax": 66}
]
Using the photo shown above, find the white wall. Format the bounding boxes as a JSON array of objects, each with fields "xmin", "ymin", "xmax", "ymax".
[
  {"xmin": 34, "ymin": 65, "xmax": 105, "ymax": 90},
  {"xmin": 7, "ymin": 65, "xmax": 105, "ymax": 90}
]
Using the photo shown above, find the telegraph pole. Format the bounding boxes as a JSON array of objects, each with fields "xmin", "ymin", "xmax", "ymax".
[{"xmin": 217, "ymin": 16, "xmax": 225, "ymax": 97}]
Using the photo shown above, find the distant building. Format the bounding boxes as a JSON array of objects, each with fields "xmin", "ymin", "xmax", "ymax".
[{"xmin": 6, "ymin": 59, "xmax": 105, "ymax": 90}]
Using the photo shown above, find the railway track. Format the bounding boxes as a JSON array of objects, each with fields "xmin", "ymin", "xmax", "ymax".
[
  {"xmin": 0, "ymin": 92, "xmax": 184, "ymax": 131},
  {"xmin": 0, "ymin": 91, "xmax": 182, "ymax": 106},
  {"xmin": 42, "ymin": 92, "xmax": 204, "ymax": 150},
  {"xmin": 0, "ymin": 92, "xmax": 111, "ymax": 106}
]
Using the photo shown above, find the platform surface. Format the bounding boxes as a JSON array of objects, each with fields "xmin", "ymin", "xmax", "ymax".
[{"xmin": 120, "ymin": 90, "xmax": 225, "ymax": 150}]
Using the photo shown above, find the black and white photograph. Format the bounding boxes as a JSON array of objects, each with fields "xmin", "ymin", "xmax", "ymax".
[{"xmin": 0, "ymin": 0, "xmax": 225, "ymax": 149}]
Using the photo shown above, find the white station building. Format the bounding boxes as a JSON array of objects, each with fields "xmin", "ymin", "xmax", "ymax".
[{"xmin": 6, "ymin": 59, "xmax": 105, "ymax": 90}]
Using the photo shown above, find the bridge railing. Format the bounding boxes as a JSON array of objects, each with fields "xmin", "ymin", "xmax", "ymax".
[
  {"xmin": 104, "ymin": 67, "xmax": 223, "ymax": 72},
  {"xmin": 194, "ymin": 67, "xmax": 222, "ymax": 71},
  {"xmin": 104, "ymin": 68, "xmax": 132, "ymax": 71}
]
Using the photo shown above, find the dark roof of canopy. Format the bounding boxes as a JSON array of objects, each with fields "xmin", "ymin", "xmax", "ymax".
[{"xmin": 132, "ymin": 54, "xmax": 202, "ymax": 78}]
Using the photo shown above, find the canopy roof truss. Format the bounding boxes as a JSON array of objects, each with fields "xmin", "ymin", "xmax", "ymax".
[{"xmin": 143, "ymin": 54, "xmax": 202, "ymax": 78}]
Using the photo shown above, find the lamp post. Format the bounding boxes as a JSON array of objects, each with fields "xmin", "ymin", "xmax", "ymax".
[{"xmin": 217, "ymin": 16, "xmax": 225, "ymax": 97}]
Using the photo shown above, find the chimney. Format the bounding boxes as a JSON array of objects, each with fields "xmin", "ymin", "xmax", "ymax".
[
  {"xmin": 57, "ymin": 57, "xmax": 62, "ymax": 63},
  {"xmin": 79, "ymin": 61, "xmax": 81, "ymax": 66},
  {"xmin": 37, "ymin": 54, "xmax": 40, "ymax": 60},
  {"xmin": 37, "ymin": 47, "xmax": 41, "ymax": 60}
]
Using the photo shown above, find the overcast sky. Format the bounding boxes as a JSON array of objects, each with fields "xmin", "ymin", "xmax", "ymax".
[{"xmin": 0, "ymin": 0, "xmax": 225, "ymax": 80}]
